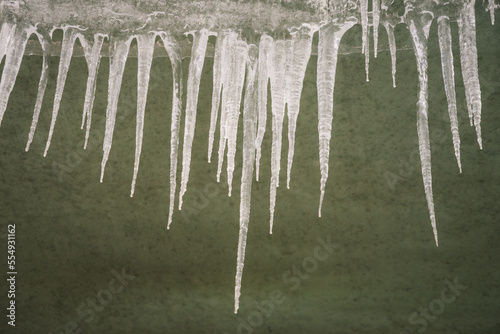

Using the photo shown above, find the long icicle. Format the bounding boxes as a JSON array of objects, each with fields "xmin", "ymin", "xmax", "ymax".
[
  {"xmin": 178, "ymin": 29, "xmax": 209, "ymax": 209},
  {"xmin": 488, "ymin": 0, "xmax": 496, "ymax": 25},
  {"xmin": 0, "ymin": 24, "xmax": 32, "ymax": 126},
  {"xmin": 82, "ymin": 33, "xmax": 107, "ymax": 149},
  {"xmin": 131, "ymin": 33, "xmax": 156, "ymax": 197},
  {"xmin": 234, "ymin": 44, "xmax": 258, "ymax": 314},
  {"xmin": 26, "ymin": 29, "xmax": 51, "ymax": 152},
  {"xmin": 360, "ymin": 0, "xmax": 370, "ymax": 82},
  {"xmin": 317, "ymin": 22, "xmax": 355, "ymax": 217},
  {"xmin": 437, "ymin": 16, "xmax": 461, "ymax": 173},
  {"xmin": 373, "ymin": 0, "xmax": 381, "ymax": 58},
  {"xmin": 458, "ymin": 0, "xmax": 482, "ymax": 149},
  {"xmin": 44, "ymin": 26, "xmax": 81, "ymax": 157},
  {"xmin": 383, "ymin": 21, "xmax": 397, "ymax": 88},
  {"xmin": 406, "ymin": 4, "xmax": 439, "ymax": 246},
  {"xmin": 100, "ymin": 36, "xmax": 133, "ymax": 182},
  {"xmin": 160, "ymin": 33, "xmax": 184, "ymax": 229}
]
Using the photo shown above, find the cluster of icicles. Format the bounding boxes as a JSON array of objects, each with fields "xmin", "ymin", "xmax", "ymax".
[{"xmin": 0, "ymin": 0, "xmax": 496, "ymax": 313}]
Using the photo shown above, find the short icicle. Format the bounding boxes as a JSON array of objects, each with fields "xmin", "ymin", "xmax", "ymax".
[
  {"xmin": 131, "ymin": 33, "xmax": 156, "ymax": 197},
  {"xmin": 437, "ymin": 16, "xmax": 461, "ymax": 172},
  {"xmin": 178, "ymin": 29, "xmax": 209, "ymax": 209},
  {"xmin": 384, "ymin": 21, "xmax": 397, "ymax": 88},
  {"xmin": 406, "ymin": 3, "xmax": 439, "ymax": 246},
  {"xmin": 373, "ymin": 0, "xmax": 381, "ymax": 58},
  {"xmin": 234, "ymin": 44, "xmax": 258, "ymax": 314},
  {"xmin": 360, "ymin": 0, "xmax": 370, "ymax": 82}
]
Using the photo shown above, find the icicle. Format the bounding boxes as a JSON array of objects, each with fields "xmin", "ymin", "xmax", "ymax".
[
  {"xmin": 130, "ymin": 33, "xmax": 156, "ymax": 197},
  {"xmin": 208, "ymin": 30, "xmax": 229, "ymax": 163},
  {"xmin": 218, "ymin": 37, "xmax": 248, "ymax": 196},
  {"xmin": 360, "ymin": 0, "xmax": 370, "ymax": 82},
  {"xmin": 286, "ymin": 26, "xmax": 313, "ymax": 189},
  {"xmin": 316, "ymin": 22, "xmax": 355, "ymax": 218},
  {"xmin": 268, "ymin": 39, "xmax": 287, "ymax": 234},
  {"xmin": 384, "ymin": 21, "xmax": 397, "ymax": 88},
  {"xmin": 488, "ymin": 0, "xmax": 496, "ymax": 25},
  {"xmin": 0, "ymin": 24, "xmax": 33, "ymax": 126},
  {"xmin": 234, "ymin": 44, "xmax": 258, "ymax": 314},
  {"xmin": 373, "ymin": 0, "xmax": 381, "ymax": 58},
  {"xmin": 178, "ymin": 29, "xmax": 209, "ymax": 209},
  {"xmin": 458, "ymin": 1, "xmax": 482, "ymax": 149},
  {"xmin": 160, "ymin": 33, "xmax": 183, "ymax": 229},
  {"xmin": 437, "ymin": 16, "xmax": 461, "ymax": 173},
  {"xmin": 26, "ymin": 29, "xmax": 51, "ymax": 152},
  {"xmin": 406, "ymin": 6, "xmax": 439, "ymax": 246},
  {"xmin": 254, "ymin": 35, "xmax": 272, "ymax": 182},
  {"xmin": 82, "ymin": 33, "xmax": 107, "ymax": 149},
  {"xmin": 100, "ymin": 36, "xmax": 133, "ymax": 182}
]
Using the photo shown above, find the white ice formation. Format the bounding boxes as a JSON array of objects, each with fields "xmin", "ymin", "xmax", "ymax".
[{"xmin": 0, "ymin": 0, "xmax": 497, "ymax": 314}]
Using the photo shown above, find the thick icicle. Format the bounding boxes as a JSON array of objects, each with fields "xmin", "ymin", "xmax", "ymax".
[
  {"xmin": 360, "ymin": 0, "xmax": 370, "ymax": 81},
  {"xmin": 406, "ymin": 5, "xmax": 439, "ymax": 246},
  {"xmin": 217, "ymin": 37, "xmax": 247, "ymax": 196},
  {"xmin": 178, "ymin": 29, "xmax": 209, "ymax": 209},
  {"xmin": 82, "ymin": 33, "xmax": 107, "ymax": 149},
  {"xmin": 160, "ymin": 33, "xmax": 183, "ymax": 229},
  {"xmin": 437, "ymin": 16, "xmax": 461, "ymax": 172},
  {"xmin": 26, "ymin": 29, "xmax": 51, "ymax": 152},
  {"xmin": 44, "ymin": 26, "xmax": 82, "ymax": 157},
  {"xmin": 458, "ymin": 1, "xmax": 482, "ymax": 149},
  {"xmin": 0, "ymin": 22, "xmax": 16, "ymax": 62},
  {"xmin": 208, "ymin": 30, "xmax": 229, "ymax": 163},
  {"xmin": 0, "ymin": 24, "xmax": 32, "ymax": 126},
  {"xmin": 384, "ymin": 21, "xmax": 397, "ymax": 88},
  {"xmin": 268, "ymin": 39, "xmax": 287, "ymax": 234},
  {"xmin": 373, "ymin": 0, "xmax": 381, "ymax": 58},
  {"xmin": 254, "ymin": 35, "xmax": 272, "ymax": 182},
  {"xmin": 130, "ymin": 33, "xmax": 156, "ymax": 197},
  {"xmin": 316, "ymin": 22, "xmax": 355, "ymax": 217},
  {"xmin": 488, "ymin": 0, "xmax": 496, "ymax": 25},
  {"xmin": 286, "ymin": 27, "xmax": 313, "ymax": 189},
  {"xmin": 100, "ymin": 36, "xmax": 133, "ymax": 182},
  {"xmin": 234, "ymin": 44, "xmax": 258, "ymax": 314}
]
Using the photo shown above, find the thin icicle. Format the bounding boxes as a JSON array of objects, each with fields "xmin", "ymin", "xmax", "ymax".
[
  {"xmin": 130, "ymin": 33, "xmax": 156, "ymax": 197},
  {"xmin": 373, "ymin": 0, "xmax": 381, "ymax": 58},
  {"xmin": 234, "ymin": 44, "xmax": 258, "ymax": 314},
  {"xmin": 26, "ymin": 29, "xmax": 51, "ymax": 152},
  {"xmin": 360, "ymin": 0, "xmax": 370, "ymax": 82},
  {"xmin": 254, "ymin": 35, "xmax": 272, "ymax": 182},
  {"xmin": 286, "ymin": 26, "xmax": 313, "ymax": 189},
  {"xmin": 100, "ymin": 36, "xmax": 133, "ymax": 182},
  {"xmin": 0, "ymin": 24, "xmax": 33, "ymax": 126},
  {"xmin": 160, "ymin": 33, "xmax": 183, "ymax": 229},
  {"xmin": 208, "ymin": 30, "xmax": 229, "ymax": 163},
  {"xmin": 44, "ymin": 26, "xmax": 83, "ymax": 157},
  {"xmin": 316, "ymin": 22, "xmax": 355, "ymax": 218},
  {"xmin": 384, "ymin": 21, "xmax": 397, "ymax": 88},
  {"xmin": 488, "ymin": 0, "xmax": 496, "ymax": 25},
  {"xmin": 178, "ymin": 29, "xmax": 209, "ymax": 210},
  {"xmin": 437, "ymin": 16, "xmax": 461, "ymax": 173},
  {"xmin": 407, "ymin": 7, "xmax": 439, "ymax": 246},
  {"xmin": 458, "ymin": 1, "xmax": 482, "ymax": 149},
  {"xmin": 82, "ymin": 33, "xmax": 107, "ymax": 150},
  {"xmin": 269, "ymin": 39, "xmax": 287, "ymax": 234}
]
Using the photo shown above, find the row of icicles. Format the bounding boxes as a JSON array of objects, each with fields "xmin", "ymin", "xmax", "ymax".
[{"xmin": 0, "ymin": 0, "xmax": 496, "ymax": 313}]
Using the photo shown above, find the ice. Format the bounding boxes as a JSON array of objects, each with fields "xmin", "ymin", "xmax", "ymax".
[
  {"xmin": 488, "ymin": 0, "xmax": 496, "ymax": 25},
  {"xmin": 178, "ymin": 29, "xmax": 209, "ymax": 209},
  {"xmin": 316, "ymin": 21, "xmax": 355, "ymax": 217},
  {"xmin": 360, "ymin": 0, "xmax": 370, "ymax": 82},
  {"xmin": 130, "ymin": 33, "xmax": 156, "ymax": 197},
  {"xmin": 82, "ymin": 33, "xmax": 107, "ymax": 150},
  {"xmin": 160, "ymin": 33, "xmax": 184, "ymax": 229},
  {"xmin": 373, "ymin": 0, "xmax": 381, "ymax": 58},
  {"xmin": 383, "ymin": 21, "xmax": 397, "ymax": 88},
  {"xmin": 458, "ymin": 1, "xmax": 482, "ymax": 149},
  {"xmin": 406, "ymin": 7, "xmax": 438, "ymax": 246},
  {"xmin": 44, "ymin": 26, "xmax": 86, "ymax": 157},
  {"xmin": 437, "ymin": 16, "xmax": 461, "ymax": 172},
  {"xmin": 100, "ymin": 36, "xmax": 134, "ymax": 182},
  {"xmin": 254, "ymin": 34, "xmax": 272, "ymax": 182},
  {"xmin": 0, "ymin": 24, "xmax": 33, "ymax": 127},
  {"xmin": 26, "ymin": 29, "xmax": 51, "ymax": 152},
  {"xmin": 234, "ymin": 44, "xmax": 258, "ymax": 314}
]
